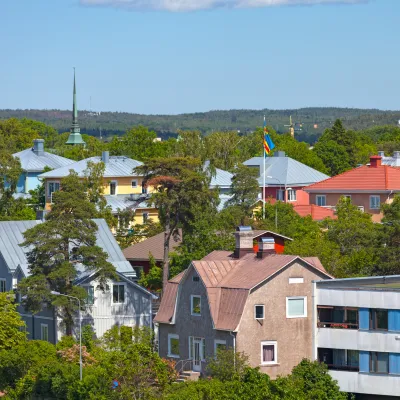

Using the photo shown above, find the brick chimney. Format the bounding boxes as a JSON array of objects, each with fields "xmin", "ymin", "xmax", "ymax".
[
  {"xmin": 257, "ymin": 237, "xmax": 276, "ymax": 259},
  {"xmin": 370, "ymin": 155, "xmax": 382, "ymax": 168},
  {"xmin": 234, "ymin": 226, "xmax": 254, "ymax": 259}
]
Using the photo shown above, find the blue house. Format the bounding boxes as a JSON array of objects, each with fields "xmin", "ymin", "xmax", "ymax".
[{"xmin": 13, "ymin": 139, "xmax": 74, "ymax": 194}]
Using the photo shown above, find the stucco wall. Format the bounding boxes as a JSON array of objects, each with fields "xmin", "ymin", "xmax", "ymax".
[
  {"xmin": 236, "ymin": 261, "xmax": 329, "ymax": 379},
  {"xmin": 264, "ymin": 186, "xmax": 310, "ymax": 206},
  {"xmin": 158, "ymin": 266, "xmax": 233, "ymax": 365}
]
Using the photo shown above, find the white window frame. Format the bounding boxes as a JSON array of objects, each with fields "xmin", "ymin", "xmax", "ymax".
[
  {"xmin": 112, "ymin": 282, "xmax": 126, "ymax": 304},
  {"xmin": 131, "ymin": 180, "xmax": 138, "ymax": 188},
  {"xmin": 41, "ymin": 323, "xmax": 49, "ymax": 341},
  {"xmin": 287, "ymin": 189, "xmax": 297, "ymax": 202},
  {"xmin": 276, "ymin": 189, "xmax": 284, "ymax": 201},
  {"xmin": 0, "ymin": 278, "xmax": 6, "ymax": 292},
  {"xmin": 316, "ymin": 195, "xmax": 326, "ymax": 207},
  {"xmin": 289, "ymin": 277, "xmax": 304, "ymax": 284},
  {"xmin": 370, "ymin": 195, "xmax": 381, "ymax": 210},
  {"xmin": 214, "ymin": 339, "xmax": 227, "ymax": 354},
  {"xmin": 109, "ymin": 180, "xmax": 118, "ymax": 196},
  {"xmin": 168, "ymin": 333, "xmax": 180, "ymax": 358},
  {"xmin": 254, "ymin": 304, "xmax": 265, "ymax": 320},
  {"xmin": 48, "ymin": 181, "xmax": 60, "ymax": 200},
  {"xmin": 191, "ymin": 295, "xmax": 201, "ymax": 316},
  {"xmin": 286, "ymin": 296, "xmax": 307, "ymax": 318},
  {"xmin": 261, "ymin": 340, "xmax": 278, "ymax": 365}
]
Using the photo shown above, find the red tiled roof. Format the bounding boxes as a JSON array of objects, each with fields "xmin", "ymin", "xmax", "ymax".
[
  {"xmin": 294, "ymin": 205, "xmax": 337, "ymax": 220},
  {"xmin": 305, "ymin": 165, "xmax": 400, "ymax": 192}
]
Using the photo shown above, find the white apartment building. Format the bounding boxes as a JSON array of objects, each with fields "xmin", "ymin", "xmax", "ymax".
[{"xmin": 313, "ymin": 276, "xmax": 400, "ymax": 399}]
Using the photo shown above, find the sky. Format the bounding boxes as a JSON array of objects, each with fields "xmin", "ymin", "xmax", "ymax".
[{"xmin": 0, "ymin": 0, "xmax": 399, "ymax": 114}]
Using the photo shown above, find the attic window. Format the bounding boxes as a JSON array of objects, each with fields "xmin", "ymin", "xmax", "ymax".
[{"xmin": 192, "ymin": 276, "xmax": 200, "ymax": 282}]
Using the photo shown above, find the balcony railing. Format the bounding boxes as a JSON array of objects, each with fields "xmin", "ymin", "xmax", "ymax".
[
  {"xmin": 325, "ymin": 364, "xmax": 359, "ymax": 372},
  {"xmin": 317, "ymin": 322, "xmax": 359, "ymax": 329}
]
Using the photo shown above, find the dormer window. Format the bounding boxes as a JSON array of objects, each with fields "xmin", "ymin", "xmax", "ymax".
[{"xmin": 192, "ymin": 276, "xmax": 200, "ymax": 282}]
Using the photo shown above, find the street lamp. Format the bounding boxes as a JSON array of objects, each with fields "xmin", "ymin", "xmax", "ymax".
[
  {"xmin": 51, "ymin": 291, "xmax": 82, "ymax": 380},
  {"xmin": 266, "ymin": 176, "xmax": 283, "ymax": 229}
]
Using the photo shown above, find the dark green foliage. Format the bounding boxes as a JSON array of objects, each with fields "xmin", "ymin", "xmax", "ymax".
[{"xmin": 206, "ymin": 349, "xmax": 249, "ymax": 382}]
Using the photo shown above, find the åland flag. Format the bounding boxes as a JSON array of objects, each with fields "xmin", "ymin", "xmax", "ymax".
[{"xmin": 263, "ymin": 116, "xmax": 275, "ymax": 156}]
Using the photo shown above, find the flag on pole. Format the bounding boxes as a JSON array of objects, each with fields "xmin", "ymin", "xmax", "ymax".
[{"xmin": 263, "ymin": 116, "xmax": 275, "ymax": 156}]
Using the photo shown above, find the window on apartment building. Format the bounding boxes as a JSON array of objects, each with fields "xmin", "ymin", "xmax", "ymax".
[
  {"xmin": 131, "ymin": 180, "xmax": 138, "ymax": 188},
  {"xmin": 0, "ymin": 279, "xmax": 6, "ymax": 292},
  {"xmin": 316, "ymin": 195, "xmax": 326, "ymax": 207},
  {"xmin": 214, "ymin": 340, "xmax": 227, "ymax": 355},
  {"xmin": 276, "ymin": 190, "xmax": 284, "ymax": 201},
  {"xmin": 261, "ymin": 341, "xmax": 277, "ymax": 365},
  {"xmin": 370, "ymin": 195, "xmax": 381, "ymax": 210},
  {"xmin": 168, "ymin": 334, "xmax": 180, "ymax": 358},
  {"xmin": 317, "ymin": 306, "xmax": 358, "ymax": 329},
  {"xmin": 318, "ymin": 348, "xmax": 359, "ymax": 371},
  {"xmin": 370, "ymin": 309, "xmax": 388, "ymax": 331},
  {"xmin": 287, "ymin": 189, "xmax": 296, "ymax": 202},
  {"xmin": 142, "ymin": 212, "xmax": 149, "ymax": 224},
  {"xmin": 287, "ymin": 296, "xmax": 307, "ymax": 318},
  {"xmin": 191, "ymin": 295, "xmax": 201, "ymax": 316},
  {"xmin": 112, "ymin": 283, "xmax": 125, "ymax": 304},
  {"xmin": 370, "ymin": 352, "xmax": 389, "ymax": 374},
  {"xmin": 41, "ymin": 324, "xmax": 49, "ymax": 341},
  {"xmin": 48, "ymin": 182, "xmax": 60, "ymax": 201},
  {"xmin": 84, "ymin": 286, "xmax": 95, "ymax": 305},
  {"xmin": 110, "ymin": 181, "xmax": 117, "ymax": 196},
  {"xmin": 255, "ymin": 305, "xmax": 265, "ymax": 320}
]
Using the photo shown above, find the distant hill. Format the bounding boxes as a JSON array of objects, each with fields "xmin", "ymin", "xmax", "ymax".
[{"xmin": 1, "ymin": 107, "xmax": 400, "ymax": 144}]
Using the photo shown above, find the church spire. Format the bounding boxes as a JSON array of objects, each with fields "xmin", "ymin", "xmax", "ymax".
[{"xmin": 66, "ymin": 68, "xmax": 85, "ymax": 145}]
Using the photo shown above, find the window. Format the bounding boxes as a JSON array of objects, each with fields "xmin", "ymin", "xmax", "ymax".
[
  {"xmin": 142, "ymin": 184, "xmax": 148, "ymax": 194},
  {"xmin": 41, "ymin": 324, "xmax": 49, "ymax": 341},
  {"xmin": 255, "ymin": 305, "xmax": 265, "ymax": 320},
  {"xmin": 48, "ymin": 181, "xmax": 60, "ymax": 200},
  {"xmin": 370, "ymin": 352, "xmax": 389, "ymax": 374},
  {"xmin": 287, "ymin": 189, "xmax": 296, "ymax": 202},
  {"xmin": 168, "ymin": 334, "xmax": 180, "ymax": 358},
  {"xmin": 317, "ymin": 306, "xmax": 358, "ymax": 329},
  {"xmin": 191, "ymin": 295, "xmax": 201, "ymax": 316},
  {"xmin": 84, "ymin": 286, "xmax": 94, "ymax": 305},
  {"xmin": 370, "ymin": 309, "xmax": 388, "ymax": 330},
  {"xmin": 370, "ymin": 195, "xmax": 381, "ymax": 210},
  {"xmin": 142, "ymin": 212, "xmax": 149, "ymax": 224},
  {"xmin": 214, "ymin": 340, "xmax": 227, "ymax": 354},
  {"xmin": 0, "ymin": 279, "xmax": 6, "ymax": 292},
  {"xmin": 133, "ymin": 266, "xmax": 143, "ymax": 280},
  {"xmin": 113, "ymin": 283, "xmax": 125, "ymax": 304},
  {"xmin": 261, "ymin": 341, "xmax": 277, "ymax": 365},
  {"xmin": 131, "ymin": 180, "xmax": 138, "ymax": 188},
  {"xmin": 289, "ymin": 277, "xmax": 304, "ymax": 284},
  {"xmin": 276, "ymin": 189, "xmax": 284, "ymax": 201},
  {"xmin": 192, "ymin": 276, "xmax": 200, "ymax": 282},
  {"xmin": 287, "ymin": 297, "xmax": 307, "ymax": 318},
  {"xmin": 343, "ymin": 195, "xmax": 352, "ymax": 200},
  {"xmin": 316, "ymin": 195, "xmax": 326, "ymax": 207},
  {"xmin": 109, "ymin": 181, "xmax": 117, "ymax": 196},
  {"xmin": 318, "ymin": 348, "xmax": 359, "ymax": 371}
]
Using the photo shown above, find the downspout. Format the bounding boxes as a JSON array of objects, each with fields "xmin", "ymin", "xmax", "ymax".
[
  {"xmin": 230, "ymin": 331, "xmax": 236, "ymax": 370},
  {"xmin": 312, "ymin": 281, "xmax": 317, "ymax": 361}
]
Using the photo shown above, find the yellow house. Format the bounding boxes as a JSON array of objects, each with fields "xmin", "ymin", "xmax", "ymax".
[{"xmin": 38, "ymin": 151, "xmax": 158, "ymax": 226}]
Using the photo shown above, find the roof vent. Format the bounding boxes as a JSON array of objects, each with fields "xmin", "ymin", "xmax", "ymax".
[
  {"xmin": 33, "ymin": 139, "xmax": 45, "ymax": 156},
  {"xmin": 234, "ymin": 226, "xmax": 253, "ymax": 258},
  {"xmin": 236, "ymin": 226, "xmax": 252, "ymax": 232},
  {"xmin": 257, "ymin": 237, "xmax": 275, "ymax": 259},
  {"xmin": 102, "ymin": 151, "xmax": 110, "ymax": 163},
  {"xmin": 274, "ymin": 151, "xmax": 286, "ymax": 158}
]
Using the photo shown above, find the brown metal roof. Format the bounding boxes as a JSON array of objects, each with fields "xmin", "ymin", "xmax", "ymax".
[
  {"xmin": 216, "ymin": 288, "xmax": 248, "ymax": 330},
  {"xmin": 122, "ymin": 230, "xmax": 182, "ymax": 262},
  {"xmin": 153, "ymin": 282, "xmax": 179, "ymax": 324}
]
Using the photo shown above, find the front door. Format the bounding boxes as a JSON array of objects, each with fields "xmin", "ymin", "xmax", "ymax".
[{"xmin": 192, "ymin": 338, "xmax": 203, "ymax": 372}]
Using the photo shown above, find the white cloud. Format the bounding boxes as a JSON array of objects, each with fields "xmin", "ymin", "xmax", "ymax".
[{"xmin": 80, "ymin": 0, "xmax": 367, "ymax": 12}]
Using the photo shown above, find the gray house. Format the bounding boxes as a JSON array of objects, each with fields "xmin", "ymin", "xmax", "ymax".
[{"xmin": 0, "ymin": 219, "xmax": 155, "ymax": 343}]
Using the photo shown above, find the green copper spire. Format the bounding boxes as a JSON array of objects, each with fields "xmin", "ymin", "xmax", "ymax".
[{"xmin": 66, "ymin": 68, "xmax": 85, "ymax": 145}]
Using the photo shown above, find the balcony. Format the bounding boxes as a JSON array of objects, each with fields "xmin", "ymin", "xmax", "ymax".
[{"xmin": 317, "ymin": 322, "xmax": 358, "ymax": 330}]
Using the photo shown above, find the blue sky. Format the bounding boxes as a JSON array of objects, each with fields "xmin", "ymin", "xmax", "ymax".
[{"xmin": 1, "ymin": 0, "xmax": 398, "ymax": 114}]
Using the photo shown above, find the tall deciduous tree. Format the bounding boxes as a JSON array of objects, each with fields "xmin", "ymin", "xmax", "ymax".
[
  {"xmin": 18, "ymin": 171, "xmax": 117, "ymax": 333},
  {"xmin": 135, "ymin": 157, "xmax": 215, "ymax": 288}
]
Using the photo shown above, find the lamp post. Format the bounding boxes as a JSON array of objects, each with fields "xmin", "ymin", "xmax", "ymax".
[
  {"xmin": 51, "ymin": 291, "xmax": 82, "ymax": 380},
  {"xmin": 266, "ymin": 176, "xmax": 283, "ymax": 229}
]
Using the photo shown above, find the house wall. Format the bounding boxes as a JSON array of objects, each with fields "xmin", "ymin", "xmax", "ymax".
[
  {"xmin": 236, "ymin": 261, "xmax": 329, "ymax": 379},
  {"xmin": 263, "ymin": 186, "xmax": 310, "ymax": 206},
  {"xmin": 309, "ymin": 193, "xmax": 392, "ymax": 222},
  {"xmin": 26, "ymin": 172, "xmax": 42, "ymax": 192},
  {"xmin": 158, "ymin": 266, "xmax": 233, "ymax": 365}
]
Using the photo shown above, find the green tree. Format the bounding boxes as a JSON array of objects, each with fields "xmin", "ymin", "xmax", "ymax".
[
  {"xmin": 175, "ymin": 130, "xmax": 206, "ymax": 160},
  {"xmin": 18, "ymin": 171, "xmax": 117, "ymax": 333},
  {"xmin": 313, "ymin": 140, "xmax": 351, "ymax": 176},
  {"xmin": 206, "ymin": 349, "xmax": 249, "ymax": 382},
  {"xmin": 138, "ymin": 254, "xmax": 163, "ymax": 291}
]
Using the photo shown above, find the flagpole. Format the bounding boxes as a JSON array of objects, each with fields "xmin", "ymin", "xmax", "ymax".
[{"xmin": 263, "ymin": 116, "xmax": 266, "ymax": 219}]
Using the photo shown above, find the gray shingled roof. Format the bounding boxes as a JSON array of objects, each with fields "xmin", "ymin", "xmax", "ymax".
[
  {"xmin": 244, "ymin": 153, "xmax": 329, "ymax": 187},
  {"xmin": 38, "ymin": 156, "xmax": 143, "ymax": 179},
  {"xmin": 0, "ymin": 218, "xmax": 133, "ymax": 276},
  {"xmin": 13, "ymin": 148, "xmax": 74, "ymax": 172}
]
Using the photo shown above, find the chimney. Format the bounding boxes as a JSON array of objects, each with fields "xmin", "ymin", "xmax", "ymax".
[
  {"xmin": 257, "ymin": 237, "xmax": 276, "ymax": 259},
  {"xmin": 369, "ymin": 155, "xmax": 382, "ymax": 168},
  {"xmin": 378, "ymin": 151, "xmax": 385, "ymax": 157},
  {"xmin": 33, "ymin": 139, "xmax": 44, "ymax": 156},
  {"xmin": 102, "ymin": 151, "xmax": 110, "ymax": 163},
  {"xmin": 394, "ymin": 151, "xmax": 400, "ymax": 159},
  {"xmin": 234, "ymin": 226, "xmax": 254, "ymax": 259},
  {"xmin": 274, "ymin": 151, "xmax": 286, "ymax": 158}
]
